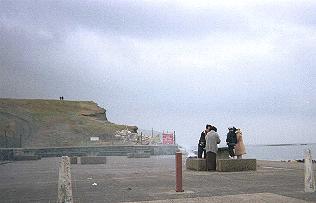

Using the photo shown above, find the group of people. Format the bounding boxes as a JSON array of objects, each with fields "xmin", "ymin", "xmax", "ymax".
[
  {"xmin": 59, "ymin": 96, "xmax": 64, "ymax": 100},
  {"xmin": 198, "ymin": 124, "xmax": 246, "ymax": 170}
]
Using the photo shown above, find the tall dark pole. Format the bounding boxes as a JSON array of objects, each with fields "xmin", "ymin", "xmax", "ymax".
[
  {"xmin": 175, "ymin": 152, "xmax": 183, "ymax": 192},
  {"xmin": 4, "ymin": 130, "xmax": 8, "ymax": 148},
  {"xmin": 140, "ymin": 132, "xmax": 143, "ymax": 145},
  {"xmin": 19, "ymin": 134, "xmax": 22, "ymax": 148},
  {"xmin": 20, "ymin": 128, "xmax": 24, "ymax": 148}
]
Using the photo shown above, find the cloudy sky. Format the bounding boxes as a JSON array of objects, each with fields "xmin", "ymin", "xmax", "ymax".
[{"xmin": 0, "ymin": 0, "xmax": 315, "ymax": 147}]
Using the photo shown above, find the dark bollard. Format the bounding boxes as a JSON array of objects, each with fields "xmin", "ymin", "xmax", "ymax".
[{"xmin": 175, "ymin": 152, "xmax": 184, "ymax": 192}]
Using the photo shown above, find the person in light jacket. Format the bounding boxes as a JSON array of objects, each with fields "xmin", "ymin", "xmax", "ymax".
[
  {"xmin": 205, "ymin": 126, "xmax": 221, "ymax": 171},
  {"xmin": 234, "ymin": 128, "xmax": 246, "ymax": 159}
]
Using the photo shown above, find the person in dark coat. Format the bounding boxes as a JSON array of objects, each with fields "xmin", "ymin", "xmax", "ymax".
[
  {"xmin": 198, "ymin": 124, "xmax": 212, "ymax": 158},
  {"xmin": 226, "ymin": 127, "xmax": 237, "ymax": 158}
]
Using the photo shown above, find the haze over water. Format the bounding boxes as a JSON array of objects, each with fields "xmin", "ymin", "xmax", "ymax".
[
  {"xmin": 188, "ymin": 143, "xmax": 316, "ymax": 161},
  {"xmin": 244, "ymin": 144, "xmax": 316, "ymax": 161}
]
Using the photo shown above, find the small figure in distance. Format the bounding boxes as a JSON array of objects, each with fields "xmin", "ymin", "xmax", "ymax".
[
  {"xmin": 235, "ymin": 128, "xmax": 246, "ymax": 159},
  {"xmin": 61, "ymin": 96, "xmax": 64, "ymax": 100}
]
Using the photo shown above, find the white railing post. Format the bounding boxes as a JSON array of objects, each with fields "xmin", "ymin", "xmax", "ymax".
[
  {"xmin": 57, "ymin": 156, "xmax": 73, "ymax": 203},
  {"xmin": 304, "ymin": 149, "xmax": 315, "ymax": 193}
]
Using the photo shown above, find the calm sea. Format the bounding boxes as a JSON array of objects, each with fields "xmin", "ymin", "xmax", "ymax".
[
  {"xmin": 244, "ymin": 144, "xmax": 316, "ymax": 161},
  {"xmin": 189, "ymin": 143, "xmax": 316, "ymax": 161}
]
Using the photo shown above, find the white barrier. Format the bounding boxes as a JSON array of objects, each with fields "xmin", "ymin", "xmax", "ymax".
[
  {"xmin": 304, "ymin": 149, "xmax": 315, "ymax": 193},
  {"xmin": 57, "ymin": 156, "xmax": 73, "ymax": 203}
]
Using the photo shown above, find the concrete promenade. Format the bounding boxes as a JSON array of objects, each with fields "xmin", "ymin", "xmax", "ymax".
[
  {"xmin": 0, "ymin": 158, "xmax": 58, "ymax": 202},
  {"xmin": 0, "ymin": 156, "xmax": 316, "ymax": 202}
]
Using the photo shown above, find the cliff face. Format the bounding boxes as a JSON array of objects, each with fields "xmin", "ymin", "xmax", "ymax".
[
  {"xmin": 80, "ymin": 105, "xmax": 108, "ymax": 121},
  {"xmin": 0, "ymin": 99, "xmax": 137, "ymax": 147}
]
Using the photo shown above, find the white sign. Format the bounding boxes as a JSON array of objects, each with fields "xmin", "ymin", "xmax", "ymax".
[
  {"xmin": 304, "ymin": 149, "xmax": 315, "ymax": 193},
  {"xmin": 90, "ymin": 137, "xmax": 99, "ymax": 141}
]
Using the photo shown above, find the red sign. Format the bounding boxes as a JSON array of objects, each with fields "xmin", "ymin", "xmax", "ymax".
[{"xmin": 162, "ymin": 133, "xmax": 174, "ymax": 144}]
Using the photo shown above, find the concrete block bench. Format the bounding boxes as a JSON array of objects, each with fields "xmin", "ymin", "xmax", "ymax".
[
  {"xmin": 97, "ymin": 150, "xmax": 152, "ymax": 156},
  {"xmin": 217, "ymin": 147, "xmax": 230, "ymax": 159},
  {"xmin": 0, "ymin": 149, "xmax": 14, "ymax": 161},
  {"xmin": 216, "ymin": 159, "xmax": 257, "ymax": 172},
  {"xmin": 97, "ymin": 151, "xmax": 127, "ymax": 156},
  {"xmin": 186, "ymin": 158, "xmax": 206, "ymax": 171},
  {"xmin": 70, "ymin": 156, "xmax": 78, "ymax": 164},
  {"xmin": 80, "ymin": 156, "xmax": 107, "ymax": 164},
  {"xmin": 13, "ymin": 155, "xmax": 41, "ymax": 161},
  {"xmin": 35, "ymin": 152, "xmax": 87, "ymax": 158},
  {"xmin": 127, "ymin": 152, "xmax": 151, "ymax": 158}
]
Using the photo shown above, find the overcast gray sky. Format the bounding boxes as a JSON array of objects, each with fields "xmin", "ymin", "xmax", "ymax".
[{"xmin": 1, "ymin": 0, "xmax": 315, "ymax": 147}]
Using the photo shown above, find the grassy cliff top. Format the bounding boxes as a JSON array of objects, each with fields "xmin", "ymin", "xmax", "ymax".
[{"xmin": 0, "ymin": 98, "xmax": 137, "ymax": 147}]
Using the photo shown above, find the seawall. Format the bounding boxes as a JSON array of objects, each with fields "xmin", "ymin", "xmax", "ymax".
[{"xmin": 0, "ymin": 145, "xmax": 178, "ymax": 160}]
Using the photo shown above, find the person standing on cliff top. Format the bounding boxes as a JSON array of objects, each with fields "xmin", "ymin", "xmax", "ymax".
[{"xmin": 198, "ymin": 124, "xmax": 212, "ymax": 158}]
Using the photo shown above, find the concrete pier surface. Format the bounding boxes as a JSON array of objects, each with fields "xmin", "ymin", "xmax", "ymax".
[
  {"xmin": 0, "ymin": 156, "xmax": 316, "ymax": 202},
  {"xmin": 0, "ymin": 158, "xmax": 59, "ymax": 202}
]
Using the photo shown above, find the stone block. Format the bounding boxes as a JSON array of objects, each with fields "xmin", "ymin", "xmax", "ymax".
[
  {"xmin": 80, "ymin": 156, "xmax": 107, "ymax": 164},
  {"xmin": 216, "ymin": 159, "xmax": 256, "ymax": 172},
  {"xmin": 0, "ymin": 149, "xmax": 14, "ymax": 161},
  {"xmin": 186, "ymin": 158, "xmax": 206, "ymax": 171},
  {"xmin": 13, "ymin": 155, "xmax": 41, "ymax": 161},
  {"xmin": 217, "ymin": 147, "xmax": 230, "ymax": 159},
  {"xmin": 127, "ymin": 152, "xmax": 151, "ymax": 158},
  {"xmin": 153, "ymin": 145, "xmax": 177, "ymax": 155},
  {"xmin": 70, "ymin": 157, "xmax": 78, "ymax": 164}
]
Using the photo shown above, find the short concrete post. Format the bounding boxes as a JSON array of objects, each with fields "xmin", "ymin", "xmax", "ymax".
[
  {"xmin": 304, "ymin": 149, "xmax": 315, "ymax": 193},
  {"xmin": 175, "ymin": 152, "xmax": 183, "ymax": 192},
  {"xmin": 57, "ymin": 156, "xmax": 73, "ymax": 203}
]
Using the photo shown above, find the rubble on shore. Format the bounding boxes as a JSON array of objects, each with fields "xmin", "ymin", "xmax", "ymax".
[{"xmin": 280, "ymin": 159, "xmax": 316, "ymax": 163}]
